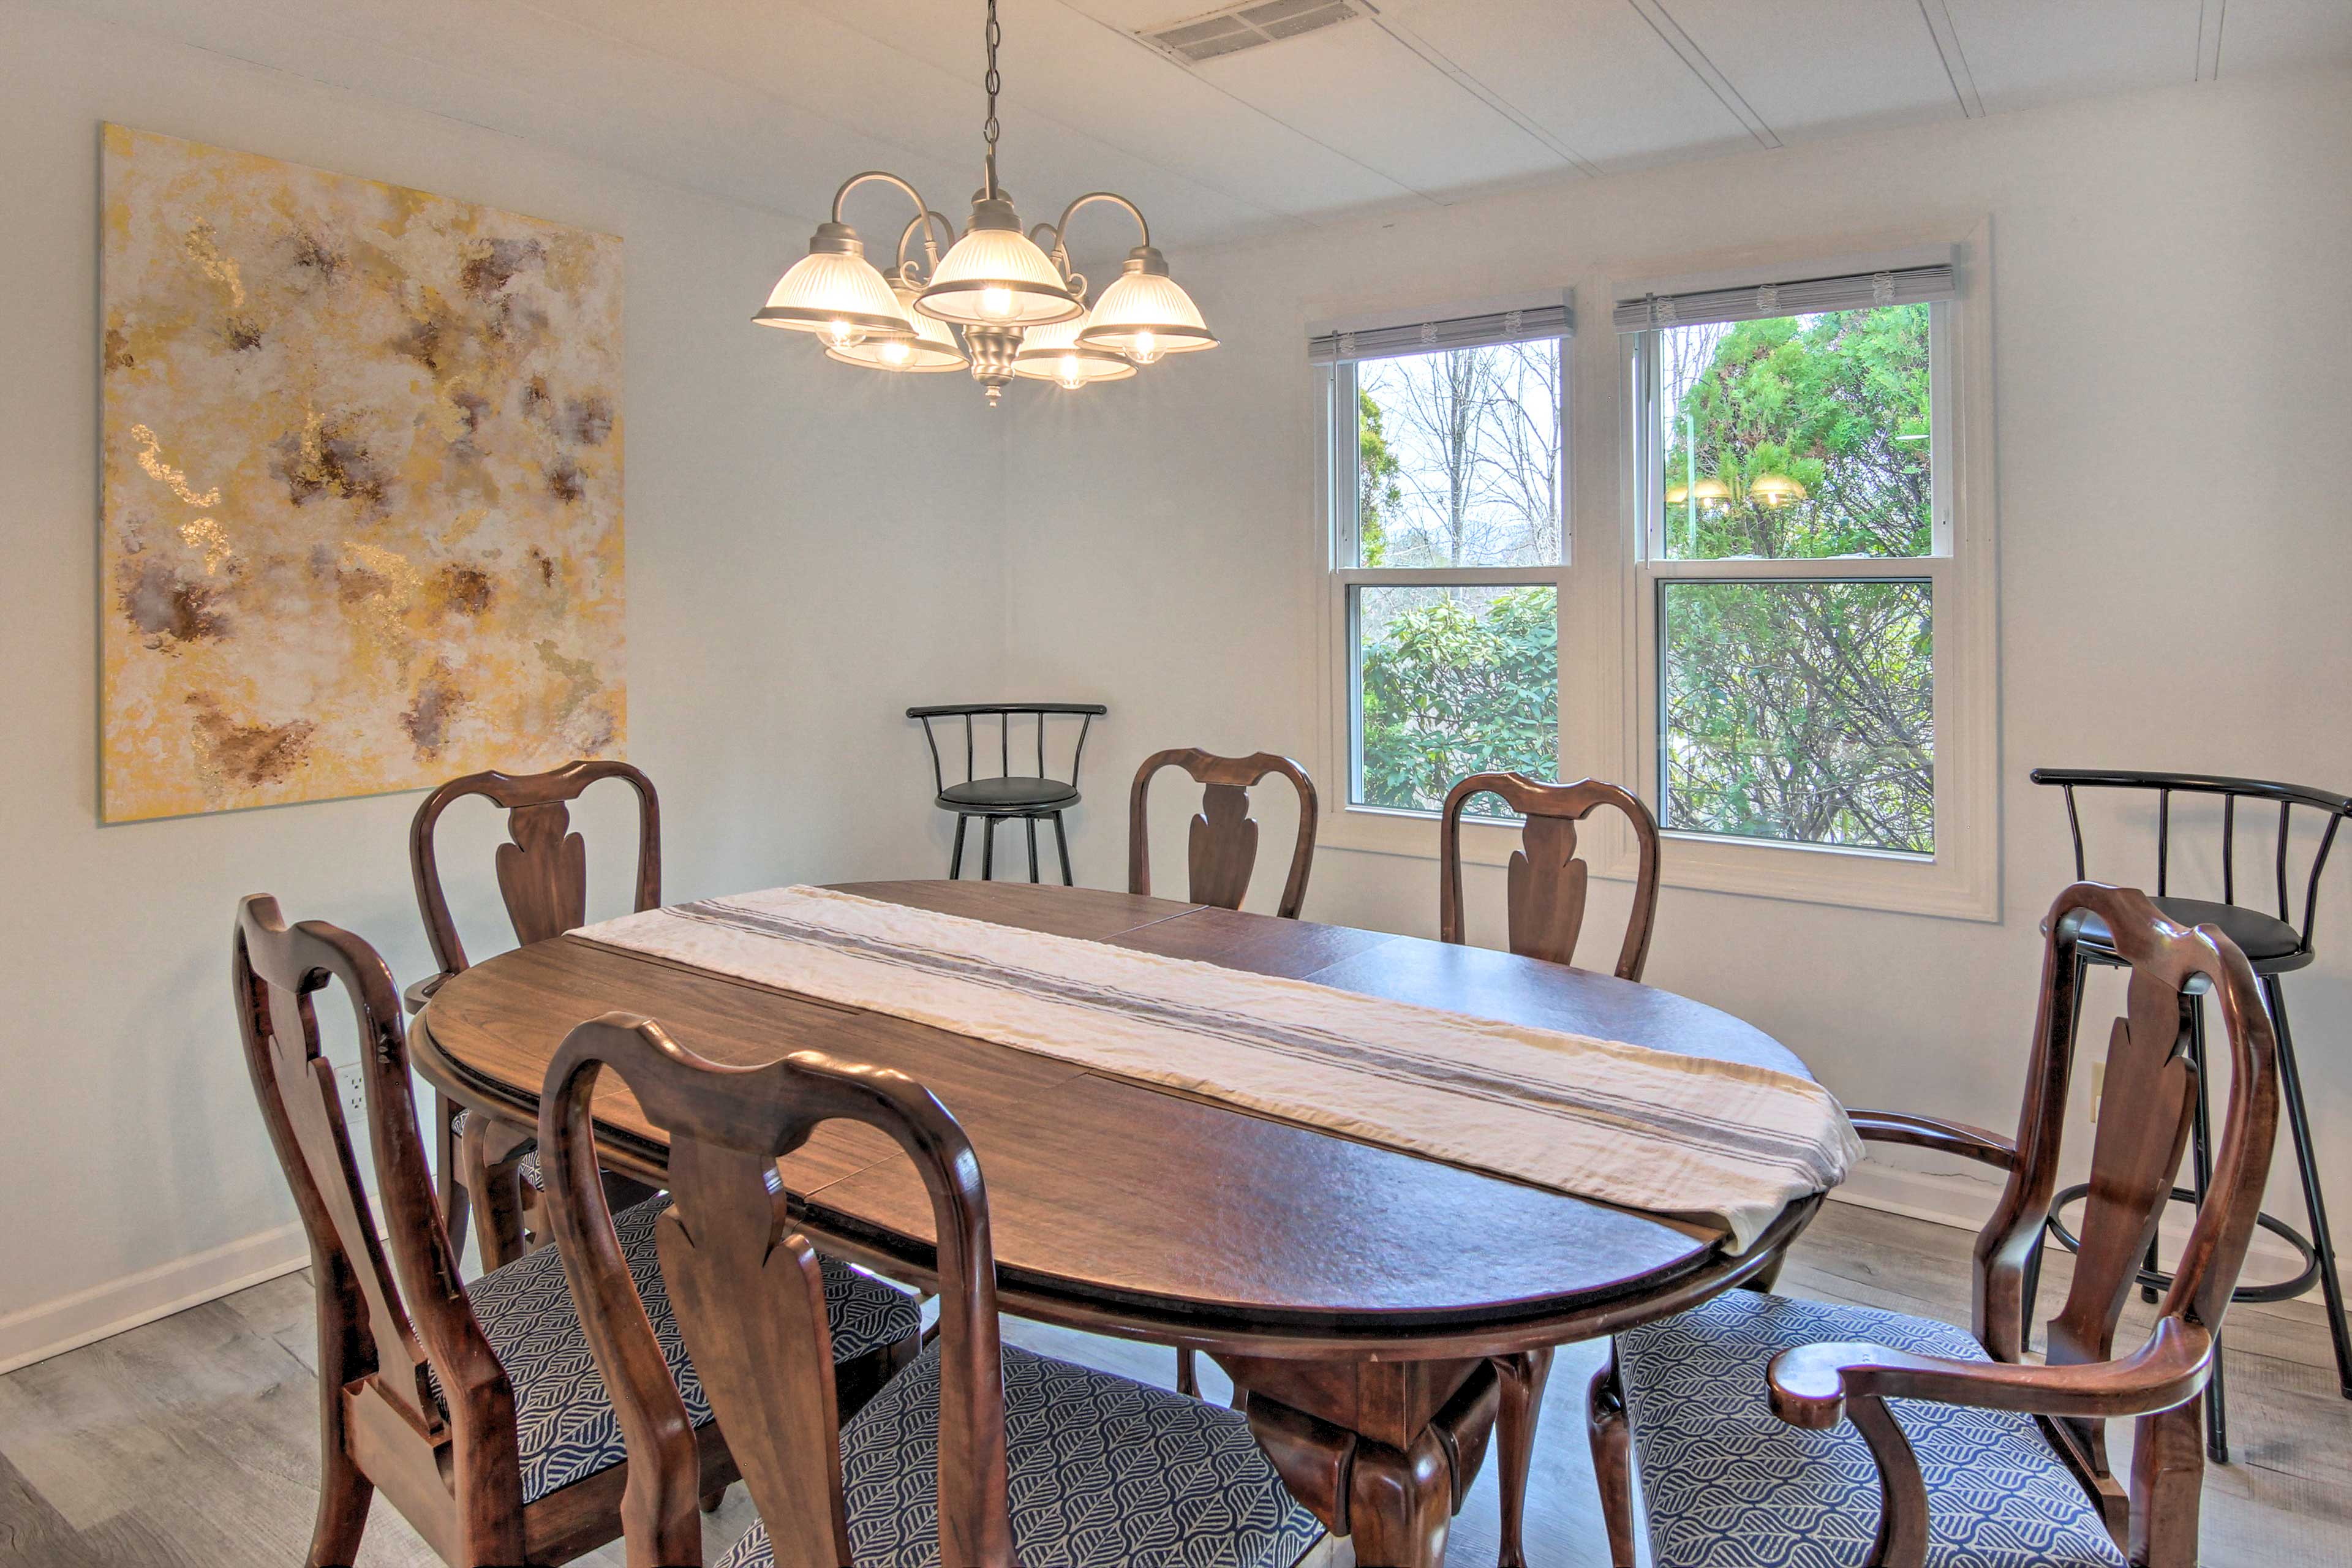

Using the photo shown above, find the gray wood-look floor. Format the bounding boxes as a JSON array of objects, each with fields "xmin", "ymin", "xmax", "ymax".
[{"xmin": 0, "ymin": 1202, "xmax": 2342, "ymax": 1566}]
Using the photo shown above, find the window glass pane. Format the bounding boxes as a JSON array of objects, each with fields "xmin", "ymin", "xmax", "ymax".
[
  {"xmin": 1354, "ymin": 584, "xmax": 1558, "ymax": 814},
  {"xmin": 1660, "ymin": 579, "xmax": 1932, "ymax": 853},
  {"xmin": 1656, "ymin": 304, "xmax": 1931, "ymax": 560},
  {"xmin": 1354, "ymin": 341, "xmax": 1561, "ymax": 568}
]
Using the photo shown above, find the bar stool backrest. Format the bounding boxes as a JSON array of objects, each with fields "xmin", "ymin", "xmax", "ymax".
[{"xmin": 2032, "ymin": 770, "xmax": 2352, "ymax": 960}]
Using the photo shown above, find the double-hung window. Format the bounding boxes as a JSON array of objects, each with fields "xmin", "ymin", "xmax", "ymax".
[
  {"xmin": 1312, "ymin": 236, "xmax": 1996, "ymax": 919},
  {"xmin": 1315, "ymin": 301, "xmax": 1572, "ymax": 821},
  {"xmin": 1616, "ymin": 255, "xmax": 1994, "ymax": 916}
]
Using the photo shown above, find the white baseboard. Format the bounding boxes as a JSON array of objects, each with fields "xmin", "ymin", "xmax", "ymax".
[
  {"xmin": 1829, "ymin": 1158, "xmax": 2345, "ymax": 1320},
  {"xmin": 0, "ymin": 1221, "xmax": 313, "ymax": 1376}
]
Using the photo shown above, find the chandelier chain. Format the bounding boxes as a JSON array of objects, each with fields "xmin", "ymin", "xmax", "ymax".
[{"xmin": 983, "ymin": 0, "xmax": 1002, "ymax": 156}]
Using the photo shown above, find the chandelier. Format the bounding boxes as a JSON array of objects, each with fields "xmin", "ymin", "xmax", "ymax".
[{"xmin": 753, "ymin": 0, "xmax": 1216, "ymax": 404}]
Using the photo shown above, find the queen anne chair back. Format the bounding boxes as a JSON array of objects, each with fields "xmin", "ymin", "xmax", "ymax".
[
  {"xmin": 538, "ymin": 1016, "xmax": 1017, "ymax": 1568},
  {"xmin": 411, "ymin": 759, "xmax": 662, "ymax": 973},
  {"xmin": 1964, "ymin": 884, "xmax": 2278, "ymax": 1540},
  {"xmin": 232, "ymin": 895, "xmax": 526, "ymax": 1556},
  {"xmin": 1129, "ymin": 747, "xmax": 1319, "ymax": 918},
  {"xmin": 1439, "ymin": 772, "xmax": 1661, "ymax": 979}
]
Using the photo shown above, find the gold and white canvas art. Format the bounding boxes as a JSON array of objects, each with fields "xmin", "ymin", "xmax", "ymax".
[{"xmin": 99, "ymin": 126, "xmax": 625, "ymax": 822}]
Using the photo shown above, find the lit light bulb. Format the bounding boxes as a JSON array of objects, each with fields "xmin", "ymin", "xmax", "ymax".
[
  {"xmin": 981, "ymin": 286, "xmax": 1014, "ymax": 319},
  {"xmin": 880, "ymin": 339, "xmax": 913, "ymax": 366},
  {"xmin": 826, "ymin": 318, "xmax": 864, "ymax": 349},
  {"xmin": 1128, "ymin": 330, "xmax": 1159, "ymax": 365},
  {"xmin": 1057, "ymin": 355, "xmax": 1085, "ymax": 390}
]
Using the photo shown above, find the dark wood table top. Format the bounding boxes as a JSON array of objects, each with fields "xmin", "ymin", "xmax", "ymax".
[{"xmin": 411, "ymin": 880, "xmax": 1817, "ymax": 1357}]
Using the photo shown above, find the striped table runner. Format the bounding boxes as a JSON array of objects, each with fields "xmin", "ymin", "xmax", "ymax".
[{"xmin": 574, "ymin": 886, "xmax": 1858, "ymax": 1250}]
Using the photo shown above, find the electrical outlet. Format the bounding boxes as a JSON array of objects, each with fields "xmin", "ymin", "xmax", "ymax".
[
  {"xmin": 336, "ymin": 1061, "xmax": 366, "ymax": 1119},
  {"xmin": 2089, "ymin": 1060, "xmax": 2106, "ymax": 1125}
]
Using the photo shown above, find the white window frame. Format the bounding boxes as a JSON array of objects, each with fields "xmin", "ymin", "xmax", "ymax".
[
  {"xmin": 1311, "ymin": 224, "xmax": 1999, "ymax": 918},
  {"xmin": 1316, "ymin": 304, "xmax": 1573, "ymax": 861}
]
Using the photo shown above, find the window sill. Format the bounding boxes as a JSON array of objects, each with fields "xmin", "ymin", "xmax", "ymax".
[{"xmin": 1320, "ymin": 804, "xmax": 1999, "ymax": 922}]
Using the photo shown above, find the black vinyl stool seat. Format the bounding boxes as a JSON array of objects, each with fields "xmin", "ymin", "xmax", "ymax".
[
  {"xmin": 938, "ymin": 776, "xmax": 1079, "ymax": 810},
  {"xmin": 2032, "ymin": 768, "xmax": 2352, "ymax": 1464},
  {"xmin": 910, "ymin": 703, "xmax": 1105, "ymax": 884}
]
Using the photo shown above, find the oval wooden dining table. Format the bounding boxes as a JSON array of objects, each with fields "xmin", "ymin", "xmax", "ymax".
[{"xmin": 410, "ymin": 880, "xmax": 1825, "ymax": 1568}]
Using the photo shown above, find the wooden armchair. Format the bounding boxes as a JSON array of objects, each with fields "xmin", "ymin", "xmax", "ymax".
[
  {"xmin": 1586, "ymin": 884, "xmax": 2279, "ymax": 1568},
  {"xmin": 1436, "ymin": 771, "xmax": 1661, "ymax": 1566},
  {"xmin": 1129, "ymin": 747, "xmax": 1320, "ymax": 919},
  {"xmin": 537, "ymin": 1014, "xmax": 1329, "ymax": 1568},
  {"xmin": 409, "ymin": 760, "xmax": 661, "ymax": 1268}
]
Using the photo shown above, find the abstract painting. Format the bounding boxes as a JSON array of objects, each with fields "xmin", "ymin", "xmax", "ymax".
[{"xmin": 99, "ymin": 125, "xmax": 625, "ymax": 822}]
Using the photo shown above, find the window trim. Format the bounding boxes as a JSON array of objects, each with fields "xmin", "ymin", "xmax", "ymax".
[{"xmin": 1311, "ymin": 222, "xmax": 1999, "ymax": 914}]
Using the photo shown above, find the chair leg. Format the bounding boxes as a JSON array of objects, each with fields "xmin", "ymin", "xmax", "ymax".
[
  {"xmin": 1052, "ymin": 811, "xmax": 1074, "ymax": 886},
  {"xmin": 949, "ymin": 814, "xmax": 969, "ymax": 880},
  {"xmin": 981, "ymin": 816, "xmax": 997, "ymax": 880},
  {"xmin": 1586, "ymin": 1345, "xmax": 1637, "ymax": 1568},
  {"xmin": 1026, "ymin": 817, "xmax": 1040, "ymax": 883},
  {"xmin": 2185, "ymin": 997, "xmax": 2228, "ymax": 1464},
  {"xmin": 308, "ymin": 1255, "xmax": 375, "ymax": 1568},
  {"xmin": 1176, "ymin": 1346, "xmax": 1200, "ymax": 1399},
  {"xmin": 434, "ymin": 1091, "xmax": 470, "ymax": 1269},
  {"xmin": 1494, "ymin": 1346, "xmax": 1553, "ymax": 1568},
  {"xmin": 2266, "ymin": 976, "xmax": 2352, "ymax": 1398},
  {"xmin": 460, "ymin": 1116, "xmax": 532, "ymax": 1272}
]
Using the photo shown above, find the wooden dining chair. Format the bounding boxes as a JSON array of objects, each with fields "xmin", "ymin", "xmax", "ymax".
[
  {"xmin": 410, "ymin": 759, "xmax": 662, "ymax": 1270},
  {"xmin": 1586, "ymin": 884, "xmax": 2278, "ymax": 1568},
  {"xmin": 537, "ymin": 1013, "xmax": 1332, "ymax": 1568},
  {"xmin": 1438, "ymin": 771, "xmax": 1661, "ymax": 978},
  {"xmin": 1129, "ymin": 747, "xmax": 1321, "ymax": 919},
  {"xmin": 232, "ymin": 894, "xmax": 924, "ymax": 1568},
  {"xmin": 1436, "ymin": 771, "xmax": 1661, "ymax": 1564},
  {"xmin": 1131, "ymin": 747, "xmax": 1319, "ymax": 1397}
]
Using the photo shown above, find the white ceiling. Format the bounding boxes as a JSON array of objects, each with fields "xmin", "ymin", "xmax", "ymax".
[{"xmin": 47, "ymin": 0, "xmax": 2352, "ymax": 250}]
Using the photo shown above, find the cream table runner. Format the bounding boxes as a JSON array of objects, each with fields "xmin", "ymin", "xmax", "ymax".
[{"xmin": 573, "ymin": 885, "xmax": 1860, "ymax": 1250}]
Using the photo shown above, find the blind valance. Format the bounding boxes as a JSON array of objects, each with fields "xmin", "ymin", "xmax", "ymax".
[
  {"xmin": 1612, "ymin": 263, "xmax": 1954, "ymax": 333},
  {"xmin": 1308, "ymin": 302, "xmax": 1571, "ymax": 364}
]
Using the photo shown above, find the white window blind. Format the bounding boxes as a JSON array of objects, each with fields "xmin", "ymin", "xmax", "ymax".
[
  {"xmin": 1612, "ymin": 263, "xmax": 1954, "ymax": 333},
  {"xmin": 1308, "ymin": 302, "xmax": 1572, "ymax": 364}
]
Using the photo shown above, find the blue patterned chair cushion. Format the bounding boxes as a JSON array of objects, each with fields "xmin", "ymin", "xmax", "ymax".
[
  {"xmin": 432, "ymin": 1195, "xmax": 922, "ymax": 1504},
  {"xmin": 715, "ymin": 1343, "xmax": 1326, "ymax": 1568},
  {"xmin": 1618, "ymin": 1291, "xmax": 2127, "ymax": 1568},
  {"xmin": 448, "ymin": 1107, "xmax": 543, "ymax": 1189}
]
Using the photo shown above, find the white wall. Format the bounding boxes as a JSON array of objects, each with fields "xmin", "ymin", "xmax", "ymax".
[
  {"xmin": 0, "ymin": 1, "xmax": 1007, "ymax": 1365},
  {"xmin": 1004, "ymin": 69, "xmax": 2352, "ymax": 1253}
]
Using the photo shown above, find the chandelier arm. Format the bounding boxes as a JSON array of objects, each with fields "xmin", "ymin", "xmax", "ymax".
[
  {"xmin": 1040, "ymin": 192, "xmax": 1152, "ymax": 270},
  {"xmin": 894, "ymin": 210, "xmax": 958, "ymax": 285},
  {"xmin": 829, "ymin": 170, "xmax": 938, "ymax": 238}
]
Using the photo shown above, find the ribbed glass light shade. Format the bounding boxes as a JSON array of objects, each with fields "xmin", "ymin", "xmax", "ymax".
[
  {"xmin": 1012, "ymin": 314, "xmax": 1134, "ymax": 388},
  {"xmin": 1077, "ymin": 247, "xmax": 1216, "ymax": 363},
  {"xmin": 916, "ymin": 200, "xmax": 1082, "ymax": 327},
  {"xmin": 1748, "ymin": 473, "xmax": 1808, "ymax": 508},
  {"xmin": 827, "ymin": 282, "xmax": 968, "ymax": 372},
  {"xmin": 755, "ymin": 232, "xmax": 916, "ymax": 348}
]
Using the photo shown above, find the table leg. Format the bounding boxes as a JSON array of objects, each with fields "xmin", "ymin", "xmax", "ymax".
[{"xmin": 1229, "ymin": 1355, "xmax": 1499, "ymax": 1568}]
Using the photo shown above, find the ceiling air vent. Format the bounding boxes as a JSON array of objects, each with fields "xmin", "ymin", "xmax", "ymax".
[{"xmin": 1139, "ymin": 1, "xmax": 1363, "ymax": 66}]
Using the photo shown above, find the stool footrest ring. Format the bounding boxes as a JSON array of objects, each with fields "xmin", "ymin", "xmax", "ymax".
[{"xmin": 2044, "ymin": 1182, "xmax": 2321, "ymax": 1305}]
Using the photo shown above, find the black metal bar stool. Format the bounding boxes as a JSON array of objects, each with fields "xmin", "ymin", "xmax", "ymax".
[
  {"xmin": 2032, "ymin": 769, "xmax": 2352, "ymax": 1463},
  {"xmin": 908, "ymin": 703, "xmax": 1105, "ymax": 883}
]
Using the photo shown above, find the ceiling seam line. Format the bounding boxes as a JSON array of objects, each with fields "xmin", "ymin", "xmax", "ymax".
[
  {"xmin": 1917, "ymin": 0, "xmax": 1985, "ymax": 119},
  {"xmin": 1055, "ymin": 0, "xmax": 1444, "ymax": 206},
  {"xmin": 1623, "ymin": 0, "xmax": 1781, "ymax": 150},
  {"xmin": 75, "ymin": 6, "xmax": 827, "ymax": 225},
  {"xmin": 1363, "ymin": 12, "xmax": 1604, "ymax": 179},
  {"xmin": 505, "ymin": 0, "xmax": 1292, "ymax": 226},
  {"xmin": 2196, "ymin": 0, "xmax": 2228, "ymax": 81}
]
